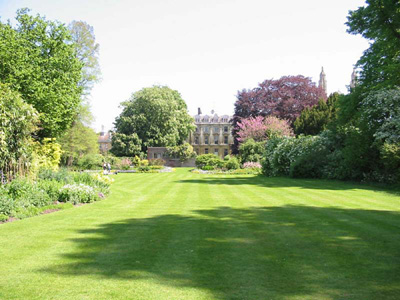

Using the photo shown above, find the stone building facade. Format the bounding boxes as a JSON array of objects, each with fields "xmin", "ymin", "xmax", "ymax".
[
  {"xmin": 98, "ymin": 126, "xmax": 112, "ymax": 153},
  {"xmin": 187, "ymin": 109, "xmax": 233, "ymax": 158}
]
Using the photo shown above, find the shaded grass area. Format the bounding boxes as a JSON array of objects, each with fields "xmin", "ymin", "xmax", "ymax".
[{"xmin": 0, "ymin": 169, "xmax": 399, "ymax": 299}]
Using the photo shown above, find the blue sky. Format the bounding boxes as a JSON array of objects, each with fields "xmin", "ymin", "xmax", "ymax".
[{"xmin": 0, "ymin": 0, "xmax": 369, "ymax": 132}]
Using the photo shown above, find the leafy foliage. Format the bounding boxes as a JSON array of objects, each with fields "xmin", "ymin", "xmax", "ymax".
[
  {"xmin": 238, "ymin": 139, "xmax": 265, "ymax": 163},
  {"xmin": 237, "ymin": 116, "xmax": 293, "ymax": 143},
  {"xmin": 346, "ymin": 0, "xmax": 400, "ymax": 91},
  {"xmin": 294, "ymin": 93, "xmax": 340, "ymax": 136},
  {"xmin": 0, "ymin": 83, "xmax": 39, "ymax": 179},
  {"xmin": 233, "ymin": 75, "xmax": 325, "ymax": 152},
  {"xmin": 195, "ymin": 154, "xmax": 224, "ymax": 169},
  {"xmin": 0, "ymin": 9, "xmax": 83, "ymax": 138},
  {"xmin": 112, "ymin": 86, "xmax": 195, "ymax": 156},
  {"xmin": 59, "ymin": 121, "xmax": 99, "ymax": 166},
  {"xmin": 68, "ymin": 20, "xmax": 101, "ymax": 95},
  {"xmin": 166, "ymin": 142, "xmax": 196, "ymax": 162},
  {"xmin": 31, "ymin": 138, "xmax": 62, "ymax": 173}
]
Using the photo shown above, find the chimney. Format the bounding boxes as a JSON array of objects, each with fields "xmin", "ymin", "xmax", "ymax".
[
  {"xmin": 100, "ymin": 125, "xmax": 105, "ymax": 136},
  {"xmin": 198, "ymin": 107, "xmax": 202, "ymax": 115}
]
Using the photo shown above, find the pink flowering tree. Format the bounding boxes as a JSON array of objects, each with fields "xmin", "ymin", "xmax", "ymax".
[{"xmin": 237, "ymin": 116, "xmax": 293, "ymax": 142}]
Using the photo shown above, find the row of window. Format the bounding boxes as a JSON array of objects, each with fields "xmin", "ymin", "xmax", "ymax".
[
  {"xmin": 195, "ymin": 118, "xmax": 229, "ymax": 123},
  {"xmin": 195, "ymin": 126, "xmax": 229, "ymax": 133},
  {"xmin": 196, "ymin": 148, "xmax": 229, "ymax": 157},
  {"xmin": 194, "ymin": 136, "xmax": 229, "ymax": 145}
]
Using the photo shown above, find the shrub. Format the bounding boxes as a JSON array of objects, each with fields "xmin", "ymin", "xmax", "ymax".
[
  {"xmin": 137, "ymin": 166, "xmax": 150, "ymax": 172},
  {"xmin": 36, "ymin": 180, "xmax": 63, "ymax": 202},
  {"xmin": 0, "ymin": 214, "xmax": 8, "ymax": 222},
  {"xmin": 238, "ymin": 139, "xmax": 265, "ymax": 163},
  {"xmin": 149, "ymin": 165, "xmax": 163, "ymax": 170},
  {"xmin": 38, "ymin": 168, "xmax": 72, "ymax": 183},
  {"xmin": 0, "ymin": 189, "xmax": 15, "ymax": 216},
  {"xmin": 117, "ymin": 158, "xmax": 132, "ymax": 170},
  {"xmin": 195, "ymin": 154, "xmax": 224, "ymax": 169},
  {"xmin": 166, "ymin": 142, "xmax": 196, "ymax": 162},
  {"xmin": 59, "ymin": 183, "xmax": 98, "ymax": 204},
  {"xmin": 6, "ymin": 177, "xmax": 52, "ymax": 208},
  {"xmin": 262, "ymin": 135, "xmax": 317, "ymax": 176},
  {"xmin": 76, "ymin": 153, "xmax": 104, "ymax": 170},
  {"xmin": 31, "ymin": 138, "xmax": 62, "ymax": 173},
  {"xmin": 202, "ymin": 165, "xmax": 215, "ymax": 171},
  {"xmin": 148, "ymin": 158, "xmax": 166, "ymax": 166},
  {"xmin": 132, "ymin": 155, "xmax": 141, "ymax": 167},
  {"xmin": 225, "ymin": 157, "xmax": 240, "ymax": 170},
  {"xmin": 140, "ymin": 159, "xmax": 149, "ymax": 166}
]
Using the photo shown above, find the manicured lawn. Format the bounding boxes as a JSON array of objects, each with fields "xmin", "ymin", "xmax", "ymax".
[{"xmin": 0, "ymin": 168, "xmax": 399, "ymax": 300}]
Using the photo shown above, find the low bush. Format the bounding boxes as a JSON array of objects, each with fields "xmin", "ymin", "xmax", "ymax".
[
  {"xmin": 195, "ymin": 154, "xmax": 224, "ymax": 169},
  {"xmin": 38, "ymin": 168, "xmax": 72, "ymax": 183},
  {"xmin": 137, "ymin": 166, "xmax": 150, "ymax": 172},
  {"xmin": 76, "ymin": 153, "xmax": 104, "ymax": 170},
  {"xmin": 116, "ymin": 158, "xmax": 131, "ymax": 170},
  {"xmin": 0, "ymin": 214, "xmax": 8, "ymax": 222},
  {"xmin": 140, "ymin": 159, "xmax": 149, "ymax": 166},
  {"xmin": 202, "ymin": 165, "xmax": 216, "ymax": 171},
  {"xmin": 59, "ymin": 183, "xmax": 98, "ymax": 204},
  {"xmin": 149, "ymin": 165, "xmax": 163, "ymax": 170},
  {"xmin": 225, "ymin": 157, "xmax": 240, "ymax": 170}
]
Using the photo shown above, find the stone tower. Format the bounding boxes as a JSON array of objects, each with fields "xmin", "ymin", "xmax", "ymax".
[
  {"xmin": 319, "ymin": 67, "xmax": 327, "ymax": 94},
  {"xmin": 350, "ymin": 68, "xmax": 357, "ymax": 89}
]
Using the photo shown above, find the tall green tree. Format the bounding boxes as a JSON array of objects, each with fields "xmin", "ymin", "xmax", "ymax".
[
  {"xmin": 294, "ymin": 93, "xmax": 340, "ymax": 136},
  {"xmin": 346, "ymin": 0, "xmax": 400, "ymax": 91},
  {"xmin": 112, "ymin": 86, "xmax": 195, "ymax": 156},
  {"xmin": 0, "ymin": 8, "xmax": 83, "ymax": 138},
  {"xmin": 68, "ymin": 20, "xmax": 101, "ymax": 96},
  {"xmin": 0, "ymin": 83, "xmax": 39, "ymax": 178}
]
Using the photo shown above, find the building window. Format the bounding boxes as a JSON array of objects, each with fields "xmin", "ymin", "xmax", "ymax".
[
  {"xmin": 204, "ymin": 126, "xmax": 209, "ymax": 133},
  {"xmin": 154, "ymin": 153, "xmax": 157, "ymax": 159},
  {"xmin": 214, "ymin": 149, "xmax": 219, "ymax": 156},
  {"xmin": 205, "ymin": 136, "xmax": 209, "ymax": 144},
  {"xmin": 205, "ymin": 148, "xmax": 209, "ymax": 154},
  {"xmin": 214, "ymin": 136, "xmax": 218, "ymax": 144},
  {"xmin": 224, "ymin": 126, "xmax": 228, "ymax": 133},
  {"xmin": 195, "ymin": 136, "xmax": 199, "ymax": 144},
  {"xmin": 195, "ymin": 126, "xmax": 199, "ymax": 133},
  {"xmin": 214, "ymin": 127, "xmax": 219, "ymax": 133},
  {"xmin": 224, "ymin": 149, "xmax": 228, "ymax": 156},
  {"xmin": 224, "ymin": 136, "xmax": 228, "ymax": 144}
]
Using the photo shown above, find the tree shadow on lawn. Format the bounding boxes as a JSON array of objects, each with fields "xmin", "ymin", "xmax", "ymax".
[
  {"xmin": 178, "ymin": 175, "xmax": 400, "ymax": 196},
  {"xmin": 41, "ymin": 206, "xmax": 400, "ymax": 299}
]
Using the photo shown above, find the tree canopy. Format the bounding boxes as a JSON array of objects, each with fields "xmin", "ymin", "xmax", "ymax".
[
  {"xmin": 232, "ymin": 75, "xmax": 325, "ymax": 152},
  {"xmin": 293, "ymin": 93, "xmax": 340, "ymax": 136},
  {"xmin": 112, "ymin": 86, "xmax": 195, "ymax": 156},
  {"xmin": 346, "ymin": 0, "xmax": 400, "ymax": 90},
  {"xmin": 0, "ymin": 9, "xmax": 83, "ymax": 138},
  {"xmin": 69, "ymin": 20, "xmax": 101, "ymax": 96}
]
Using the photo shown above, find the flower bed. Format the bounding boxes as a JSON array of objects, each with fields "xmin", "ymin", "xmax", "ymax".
[{"xmin": 0, "ymin": 169, "xmax": 114, "ymax": 223}]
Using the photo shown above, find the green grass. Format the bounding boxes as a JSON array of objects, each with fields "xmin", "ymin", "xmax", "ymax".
[{"xmin": 0, "ymin": 168, "xmax": 399, "ymax": 300}]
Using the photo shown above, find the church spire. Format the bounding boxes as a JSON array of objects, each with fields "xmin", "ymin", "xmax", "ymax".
[
  {"xmin": 350, "ymin": 68, "xmax": 357, "ymax": 89},
  {"xmin": 319, "ymin": 67, "xmax": 327, "ymax": 94}
]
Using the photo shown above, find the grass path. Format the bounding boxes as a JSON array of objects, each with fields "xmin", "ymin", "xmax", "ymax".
[{"xmin": 0, "ymin": 169, "xmax": 399, "ymax": 299}]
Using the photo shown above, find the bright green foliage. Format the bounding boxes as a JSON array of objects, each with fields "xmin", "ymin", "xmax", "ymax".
[
  {"xmin": 346, "ymin": 0, "xmax": 400, "ymax": 90},
  {"xmin": 59, "ymin": 121, "xmax": 99, "ymax": 166},
  {"xmin": 195, "ymin": 154, "xmax": 224, "ymax": 169},
  {"xmin": 31, "ymin": 138, "xmax": 62, "ymax": 173},
  {"xmin": 0, "ymin": 9, "xmax": 83, "ymax": 138},
  {"xmin": 76, "ymin": 153, "xmax": 104, "ymax": 170},
  {"xmin": 225, "ymin": 156, "xmax": 240, "ymax": 170},
  {"xmin": 294, "ymin": 93, "xmax": 340, "ymax": 136},
  {"xmin": 112, "ymin": 86, "xmax": 195, "ymax": 156},
  {"xmin": 110, "ymin": 132, "xmax": 142, "ymax": 157},
  {"xmin": 238, "ymin": 138, "xmax": 265, "ymax": 163},
  {"xmin": 0, "ymin": 83, "xmax": 39, "ymax": 177},
  {"xmin": 166, "ymin": 142, "xmax": 196, "ymax": 162},
  {"xmin": 68, "ymin": 20, "xmax": 101, "ymax": 96}
]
